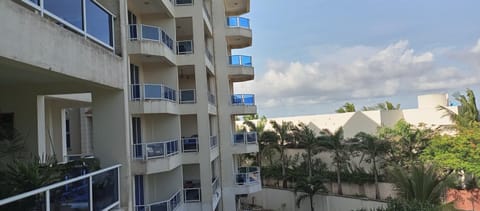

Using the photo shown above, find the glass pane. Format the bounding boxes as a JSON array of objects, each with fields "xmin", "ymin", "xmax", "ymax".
[
  {"xmin": 246, "ymin": 133, "xmax": 257, "ymax": 143},
  {"xmin": 242, "ymin": 56, "xmax": 252, "ymax": 66},
  {"xmin": 181, "ymin": 90, "xmax": 194, "ymax": 102},
  {"xmin": 131, "ymin": 84, "xmax": 141, "ymax": 100},
  {"xmin": 44, "ymin": 0, "xmax": 83, "ymax": 30},
  {"xmin": 92, "ymin": 168, "xmax": 119, "ymax": 210},
  {"xmin": 51, "ymin": 178, "xmax": 90, "ymax": 210},
  {"xmin": 146, "ymin": 143, "xmax": 165, "ymax": 158},
  {"xmin": 133, "ymin": 144, "xmax": 144, "ymax": 159},
  {"xmin": 2, "ymin": 193, "xmax": 46, "ymax": 210},
  {"xmin": 229, "ymin": 55, "xmax": 240, "ymax": 65},
  {"xmin": 239, "ymin": 18, "xmax": 250, "ymax": 28},
  {"xmin": 142, "ymin": 25, "xmax": 160, "ymax": 40},
  {"xmin": 28, "ymin": 0, "xmax": 40, "ymax": 6},
  {"xmin": 129, "ymin": 25, "xmax": 138, "ymax": 39},
  {"xmin": 144, "ymin": 85, "xmax": 162, "ymax": 99},
  {"xmin": 234, "ymin": 133, "xmax": 245, "ymax": 144},
  {"xmin": 150, "ymin": 202, "xmax": 167, "ymax": 211},
  {"xmin": 232, "ymin": 95, "xmax": 242, "ymax": 104},
  {"xmin": 227, "ymin": 17, "xmax": 238, "ymax": 26},
  {"xmin": 185, "ymin": 189, "xmax": 200, "ymax": 201},
  {"xmin": 86, "ymin": 0, "xmax": 113, "ymax": 46},
  {"xmin": 243, "ymin": 94, "xmax": 255, "ymax": 105},
  {"xmin": 182, "ymin": 138, "xmax": 198, "ymax": 152}
]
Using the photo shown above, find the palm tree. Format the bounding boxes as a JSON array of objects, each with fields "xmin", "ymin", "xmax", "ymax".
[
  {"xmin": 294, "ymin": 176, "xmax": 327, "ymax": 211},
  {"xmin": 336, "ymin": 102, "xmax": 356, "ymax": 113},
  {"xmin": 363, "ymin": 101, "xmax": 401, "ymax": 111},
  {"xmin": 388, "ymin": 163, "xmax": 453, "ymax": 205},
  {"xmin": 243, "ymin": 116, "xmax": 278, "ymax": 168},
  {"xmin": 318, "ymin": 127, "xmax": 349, "ymax": 195},
  {"xmin": 293, "ymin": 123, "xmax": 320, "ymax": 178},
  {"xmin": 438, "ymin": 89, "xmax": 479, "ymax": 128},
  {"xmin": 270, "ymin": 120, "xmax": 295, "ymax": 188},
  {"xmin": 352, "ymin": 132, "xmax": 390, "ymax": 199}
]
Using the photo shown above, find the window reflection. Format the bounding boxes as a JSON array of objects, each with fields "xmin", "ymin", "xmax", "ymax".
[
  {"xmin": 86, "ymin": 0, "xmax": 113, "ymax": 46},
  {"xmin": 44, "ymin": 0, "xmax": 84, "ymax": 30}
]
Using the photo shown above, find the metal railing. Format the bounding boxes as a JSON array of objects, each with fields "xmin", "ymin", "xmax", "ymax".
[
  {"xmin": 227, "ymin": 16, "xmax": 251, "ymax": 29},
  {"xmin": 0, "ymin": 165, "xmax": 121, "ymax": 211},
  {"xmin": 229, "ymin": 55, "xmax": 252, "ymax": 66},
  {"xmin": 63, "ymin": 153, "xmax": 94, "ymax": 162},
  {"xmin": 211, "ymin": 177, "xmax": 220, "ymax": 193},
  {"xmin": 135, "ymin": 190, "xmax": 182, "ymax": 211},
  {"xmin": 176, "ymin": 40, "xmax": 193, "ymax": 55},
  {"xmin": 180, "ymin": 89, "xmax": 196, "ymax": 104},
  {"xmin": 210, "ymin": 136, "xmax": 218, "ymax": 149},
  {"xmin": 205, "ymin": 48, "xmax": 214, "ymax": 63},
  {"xmin": 208, "ymin": 92, "xmax": 216, "ymax": 105},
  {"xmin": 203, "ymin": 4, "xmax": 211, "ymax": 22},
  {"xmin": 231, "ymin": 94, "xmax": 255, "ymax": 106},
  {"xmin": 21, "ymin": 0, "xmax": 115, "ymax": 50},
  {"xmin": 235, "ymin": 166, "xmax": 261, "ymax": 185},
  {"xmin": 182, "ymin": 137, "xmax": 199, "ymax": 152},
  {"xmin": 183, "ymin": 188, "xmax": 201, "ymax": 202},
  {"xmin": 130, "ymin": 84, "xmax": 177, "ymax": 102},
  {"xmin": 233, "ymin": 132, "xmax": 258, "ymax": 144},
  {"xmin": 132, "ymin": 139, "xmax": 179, "ymax": 160},
  {"xmin": 175, "ymin": 0, "xmax": 193, "ymax": 6},
  {"xmin": 129, "ymin": 24, "xmax": 174, "ymax": 51}
]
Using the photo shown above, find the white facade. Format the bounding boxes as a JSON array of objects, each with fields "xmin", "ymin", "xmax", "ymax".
[{"xmin": 0, "ymin": 0, "xmax": 258, "ymax": 210}]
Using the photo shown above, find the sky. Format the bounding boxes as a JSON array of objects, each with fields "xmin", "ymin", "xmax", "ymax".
[{"xmin": 233, "ymin": 0, "xmax": 480, "ymax": 118}]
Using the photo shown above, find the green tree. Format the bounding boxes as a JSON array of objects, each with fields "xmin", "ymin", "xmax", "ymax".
[
  {"xmin": 243, "ymin": 116, "xmax": 278, "ymax": 167},
  {"xmin": 438, "ymin": 89, "xmax": 479, "ymax": 128},
  {"xmin": 363, "ymin": 101, "xmax": 401, "ymax": 111},
  {"xmin": 270, "ymin": 120, "xmax": 295, "ymax": 188},
  {"xmin": 352, "ymin": 132, "xmax": 390, "ymax": 199},
  {"xmin": 318, "ymin": 127, "xmax": 349, "ymax": 195},
  {"xmin": 422, "ymin": 126, "xmax": 480, "ymax": 176},
  {"xmin": 293, "ymin": 123, "xmax": 321, "ymax": 178},
  {"xmin": 388, "ymin": 164, "xmax": 454, "ymax": 205},
  {"xmin": 243, "ymin": 114, "xmax": 259, "ymax": 121},
  {"xmin": 336, "ymin": 102, "xmax": 356, "ymax": 113},
  {"xmin": 379, "ymin": 120, "xmax": 433, "ymax": 168},
  {"xmin": 294, "ymin": 176, "xmax": 327, "ymax": 211}
]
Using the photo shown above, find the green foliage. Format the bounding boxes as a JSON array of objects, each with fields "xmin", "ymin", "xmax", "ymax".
[
  {"xmin": 294, "ymin": 176, "xmax": 328, "ymax": 211},
  {"xmin": 422, "ymin": 126, "xmax": 480, "ymax": 175},
  {"xmin": 388, "ymin": 164, "xmax": 454, "ymax": 205},
  {"xmin": 269, "ymin": 120, "xmax": 296, "ymax": 188},
  {"xmin": 438, "ymin": 89, "xmax": 479, "ymax": 128},
  {"xmin": 336, "ymin": 102, "xmax": 356, "ymax": 113},
  {"xmin": 352, "ymin": 199, "xmax": 457, "ymax": 211},
  {"xmin": 362, "ymin": 101, "xmax": 401, "ymax": 111}
]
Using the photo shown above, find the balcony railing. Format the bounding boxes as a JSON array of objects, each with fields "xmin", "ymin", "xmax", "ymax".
[
  {"xmin": 175, "ymin": 0, "xmax": 193, "ymax": 6},
  {"xmin": 180, "ymin": 89, "xmax": 196, "ymax": 104},
  {"xmin": 203, "ymin": 4, "xmax": 211, "ymax": 22},
  {"xmin": 212, "ymin": 177, "xmax": 220, "ymax": 193},
  {"xmin": 21, "ymin": 0, "xmax": 115, "ymax": 50},
  {"xmin": 183, "ymin": 188, "xmax": 201, "ymax": 202},
  {"xmin": 232, "ymin": 94, "xmax": 255, "ymax": 106},
  {"xmin": 129, "ymin": 24, "xmax": 174, "ymax": 51},
  {"xmin": 176, "ymin": 40, "xmax": 193, "ymax": 55},
  {"xmin": 210, "ymin": 136, "xmax": 218, "ymax": 149},
  {"xmin": 205, "ymin": 49, "xmax": 214, "ymax": 63},
  {"xmin": 227, "ymin": 17, "xmax": 251, "ymax": 29},
  {"xmin": 182, "ymin": 137, "xmax": 199, "ymax": 152},
  {"xmin": 235, "ymin": 166, "xmax": 260, "ymax": 185},
  {"xmin": 208, "ymin": 92, "xmax": 216, "ymax": 105},
  {"xmin": 233, "ymin": 132, "xmax": 257, "ymax": 144},
  {"xmin": 130, "ymin": 84, "xmax": 177, "ymax": 102},
  {"xmin": 0, "ymin": 165, "xmax": 121, "ymax": 211},
  {"xmin": 135, "ymin": 190, "xmax": 182, "ymax": 211},
  {"xmin": 132, "ymin": 139, "xmax": 179, "ymax": 160},
  {"xmin": 229, "ymin": 55, "xmax": 252, "ymax": 67}
]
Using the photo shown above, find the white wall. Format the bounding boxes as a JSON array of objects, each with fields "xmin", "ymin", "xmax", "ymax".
[{"xmin": 246, "ymin": 188, "xmax": 387, "ymax": 211}]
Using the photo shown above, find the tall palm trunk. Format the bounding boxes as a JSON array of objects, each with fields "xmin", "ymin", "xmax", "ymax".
[
  {"xmin": 280, "ymin": 149, "xmax": 287, "ymax": 188},
  {"xmin": 307, "ymin": 150, "xmax": 312, "ymax": 178},
  {"xmin": 309, "ymin": 194, "xmax": 314, "ymax": 211},
  {"xmin": 336, "ymin": 162, "xmax": 343, "ymax": 195},
  {"xmin": 373, "ymin": 158, "xmax": 380, "ymax": 199}
]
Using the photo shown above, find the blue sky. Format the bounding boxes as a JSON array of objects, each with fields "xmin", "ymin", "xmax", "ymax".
[{"xmin": 234, "ymin": 0, "xmax": 480, "ymax": 118}]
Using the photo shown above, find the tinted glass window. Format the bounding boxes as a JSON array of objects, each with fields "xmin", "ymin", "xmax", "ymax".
[
  {"xmin": 44, "ymin": 0, "xmax": 83, "ymax": 30},
  {"xmin": 86, "ymin": 0, "xmax": 113, "ymax": 46}
]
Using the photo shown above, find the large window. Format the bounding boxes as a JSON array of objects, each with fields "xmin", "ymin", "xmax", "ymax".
[{"xmin": 23, "ymin": 0, "xmax": 114, "ymax": 49}]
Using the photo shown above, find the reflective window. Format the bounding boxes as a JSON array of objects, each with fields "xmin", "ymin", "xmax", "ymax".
[
  {"xmin": 44, "ymin": 0, "xmax": 84, "ymax": 30},
  {"xmin": 86, "ymin": 0, "xmax": 113, "ymax": 46},
  {"xmin": 28, "ymin": 0, "xmax": 40, "ymax": 6}
]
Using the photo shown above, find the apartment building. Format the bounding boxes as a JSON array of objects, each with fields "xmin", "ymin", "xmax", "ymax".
[{"xmin": 0, "ymin": 0, "xmax": 259, "ymax": 210}]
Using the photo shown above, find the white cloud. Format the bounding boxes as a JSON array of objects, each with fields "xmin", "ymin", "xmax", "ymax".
[{"xmin": 235, "ymin": 40, "xmax": 480, "ymax": 109}]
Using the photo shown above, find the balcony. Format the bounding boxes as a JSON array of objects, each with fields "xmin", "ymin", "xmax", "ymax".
[
  {"xmin": 184, "ymin": 188, "xmax": 201, "ymax": 203},
  {"xmin": 225, "ymin": 0, "xmax": 250, "ymax": 16},
  {"xmin": 177, "ymin": 40, "xmax": 194, "ymax": 55},
  {"xmin": 135, "ymin": 190, "xmax": 183, "ymax": 211},
  {"xmin": 210, "ymin": 135, "xmax": 219, "ymax": 161},
  {"xmin": 210, "ymin": 136, "xmax": 218, "ymax": 150},
  {"xmin": 129, "ymin": 84, "xmax": 179, "ymax": 114},
  {"xmin": 182, "ymin": 137, "xmax": 199, "ymax": 152},
  {"xmin": 0, "ymin": 165, "xmax": 121, "ymax": 210},
  {"xmin": 205, "ymin": 48, "xmax": 215, "ymax": 74},
  {"xmin": 128, "ymin": 24, "xmax": 176, "ymax": 65},
  {"xmin": 232, "ymin": 132, "xmax": 259, "ymax": 154},
  {"xmin": 128, "ymin": 0, "xmax": 174, "ymax": 17},
  {"xmin": 180, "ymin": 89, "xmax": 196, "ymax": 104},
  {"xmin": 131, "ymin": 139, "xmax": 182, "ymax": 174},
  {"xmin": 228, "ymin": 55, "xmax": 254, "ymax": 82},
  {"xmin": 233, "ymin": 166, "xmax": 262, "ymax": 194},
  {"xmin": 231, "ymin": 94, "xmax": 257, "ymax": 115},
  {"xmin": 226, "ymin": 17, "xmax": 252, "ymax": 49},
  {"xmin": 212, "ymin": 177, "xmax": 222, "ymax": 209}
]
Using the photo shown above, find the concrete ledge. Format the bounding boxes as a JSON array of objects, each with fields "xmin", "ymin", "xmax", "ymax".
[
  {"xmin": 226, "ymin": 27, "xmax": 252, "ymax": 49},
  {"xmin": 228, "ymin": 65, "xmax": 254, "ymax": 82}
]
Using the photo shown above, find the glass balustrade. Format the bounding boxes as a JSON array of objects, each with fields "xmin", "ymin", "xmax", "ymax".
[
  {"xmin": 182, "ymin": 137, "xmax": 198, "ymax": 152},
  {"xmin": 229, "ymin": 55, "xmax": 252, "ymax": 66},
  {"xmin": 235, "ymin": 166, "xmax": 260, "ymax": 185},
  {"xmin": 128, "ymin": 24, "xmax": 174, "ymax": 51},
  {"xmin": 130, "ymin": 84, "xmax": 177, "ymax": 102},
  {"xmin": 233, "ymin": 132, "xmax": 257, "ymax": 144},
  {"xmin": 132, "ymin": 139, "xmax": 179, "ymax": 160},
  {"xmin": 231, "ymin": 94, "xmax": 255, "ymax": 106},
  {"xmin": 227, "ymin": 16, "xmax": 250, "ymax": 29},
  {"xmin": 180, "ymin": 89, "xmax": 196, "ymax": 104},
  {"xmin": 176, "ymin": 40, "xmax": 193, "ymax": 55}
]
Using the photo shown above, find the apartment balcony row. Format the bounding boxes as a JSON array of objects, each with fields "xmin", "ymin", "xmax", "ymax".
[
  {"xmin": 226, "ymin": 16, "xmax": 252, "ymax": 49},
  {"xmin": 225, "ymin": 0, "xmax": 250, "ymax": 16},
  {"xmin": 135, "ymin": 189, "xmax": 182, "ymax": 211},
  {"xmin": 0, "ymin": 165, "xmax": 121, "ymax": 210},
  {"xmin": 128, "ymin": 24, "xmax": 176, "ymax": 65},
  {"xmin": 229, "ymin": 55, "xmax": 254, "ymax": 82},
  {"xmin": 128, "ymin": 85, "xmax": 216, "ymax": 115}
]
